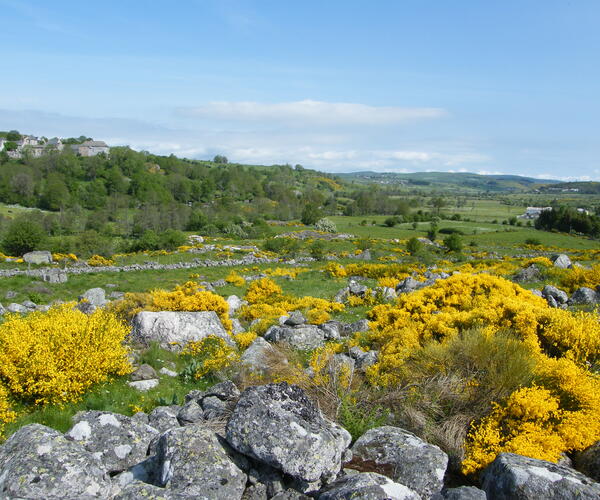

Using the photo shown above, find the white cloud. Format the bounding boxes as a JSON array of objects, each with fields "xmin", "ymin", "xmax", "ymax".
[{"xmin": 179, "ymin": 99, "xmax": 446, "ymax": 126}]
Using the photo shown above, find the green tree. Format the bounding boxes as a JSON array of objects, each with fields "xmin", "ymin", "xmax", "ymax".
[
  {"xmin": 6, "ymin": 130, "xmax": 21, "ymax": 141},
  {"xmin": 443, "ymin": 233, "xmax": 463, "ymax": 253},
  {"xmin": 301, "ymin": 203, "xmax": 322, "ymax": 225},
  {"xmin": 1, "ymin": 217, "xmax": 46, "ymax": 256},
  {"xmin": 213, "ymin": 155, "xmax": 228, "ymax": 164},
  {"xmin": 406, "ymin": 237, "xmax": 423, "ymax": 256}
]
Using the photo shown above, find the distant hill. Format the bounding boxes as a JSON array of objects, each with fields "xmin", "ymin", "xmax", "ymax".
[
  {"xmin": 337, "ymin": 171, "xmax": 562, "ymax": 193},
  {"xmin": 537, "ymin": 181, "xmax": 600, "ymax": 194}
]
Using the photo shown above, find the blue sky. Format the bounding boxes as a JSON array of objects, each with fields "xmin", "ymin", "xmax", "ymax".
[{"xmin": 0, "ymin": 0, "xmax": 598, "ymax": 179}]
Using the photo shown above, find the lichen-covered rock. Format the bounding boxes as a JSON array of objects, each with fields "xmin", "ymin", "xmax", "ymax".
[
  {"xmin": 574, "ymin": 440, "xmax": 600, "ymax": 482},
  {"xmin": 285, "ymin": 310, "xmax": 307, "ymax": 326},
  {"xmin": 569, "ymin": 287, "xmax": 599, "ymax": 305},
  {"xmin": 542, "ymin": 285, "xmax": 569, "ymax": 304},
  {"xmin": 177, "ymin": 400, "xmax": 204, "ymax": 426},
  {"xmin": 264, "ymin": 324, "xmax": 325, "ymax": 350},
  {"xmin": 66, "ymin": 410, "xmax": 159, "ymax": 473},
  {"xmin": 345, "ymin": 319, "xmax": 370, "ymax": 334},
  {"xmin": 79, "ymin": 287, "xmax": 107, "ymax": 307},
  {"xmin": 320, "ymin": 321, "xmax": 343, "ymax": 340},
  {"xmin": 226, "ymin": 382, "xmax": 351, "ymax": 482},
  {"xmin": 127, "ymin": 378, "xmax": 159, "ymax": 391},
  {"xmin": 23, "ymin": 250, "xmax": 53, "ymax": 265},
  {"xmin": 130, "ymin": 310, "xmax": 231, "ymax": 350},
  {"xmin": 148, "ymin": 405, "xmax": 181, "ymax": 433},
  {"xmin": 481, "ymin": 452, "xmax": 600, "ymax": 499},
  {"xmin": 227, "ymin": 294, "xmax": 244, "ymax": 316},
  {"xmin": 155, "ymin": 425, "xmax": 247, "ymax": 498},
  {"xmin": 432, "ymin": 486, "xmax": 486, "ymax": 499},
  {"xmin": 317, "ymin": 472, "xmax": 421, "ymax": 500},
  {"xmin": 514, "ymin": 265, "xmax": 542, "ymax": 283},
  {"xmin": 241, "ymin": 336, "xmax": 280, "ymax": 372},
  {"xmin": 396, "ymin": 276, "xmax": 420, "ymax": 294},
  {"xmin": 0, "ymin": 424, "xmax": 113, "ymax": 498},
  {"xmin": 352, "ymin": 426, "xmax": 448, "ymax": 498}
]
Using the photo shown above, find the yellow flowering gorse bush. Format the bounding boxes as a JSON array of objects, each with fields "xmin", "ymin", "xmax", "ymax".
[{"xmin": 0, "ymin": 304, "xmax": 131, "ymax": 405}]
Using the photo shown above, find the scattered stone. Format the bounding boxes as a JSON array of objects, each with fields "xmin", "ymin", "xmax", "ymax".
[
  {"xmin": 334, "ymin": 287, "xmax": 350, "ymax": 303},
  {"xmin": 22, "ymin": 299, "xmax": 36, "ymax": 309},
  {"xmin": 204, "ymin": 380, "xmax": 241, "ymax": 401},
  {"xmin": 318, "ymin": 472, "xmax": 420, "ymax": 500},
  {"xmin": 155, "ymin": 425, "xmax": 247, "ymax": 498},
  {"xmin": 227, "ymin": 295, "xmax": 244, "ymax": 316},
  {"xmin": 130, "ymin": 363, "xmax": 158, "ymax": 381},
  {"xmin": 4, "ymin": 290, "xmax": 17, "ymax": 299},
  {"xmin": 349, "ymin": 347, "xmax": 379, "ymax": 372},
  {"xmin": 226, "ymin": 383, "xmax": 351, "ymax": 482},
  {"xmin": 285, "ymin": 310, "xmax": 307, "ymax": 326},
  {"xmin": 320, "ymin": 321, "xmax": 343, "ymax": 340},
  {"xmin": 0, "ymin": 303, "xmax": 4, "ymax": 316},
  {"xmin": 352, "ymin": 426, "xmax": 448, "ymax": 498},
  {"xmin": 346, "ymin": 319, "xmax": 370, "ymax": 334},
  {"xmin": 77, "ymin": 301, "xmax": 97, "ymax": 314},
  {"xmin": 514, "ymin": 265, "xmax": 542, "ymax": 283},
  {"xmin": 378, "ymin": 286, "xmax": 397, "ymax": 301},
  {"xmin": 396, "ymin": 276, "xmax": 420, "ymax": 294},
  {"xmin": 6, "ymin": 303, "xmax": 28, "ymax": 313},
  {"xmin": 159, "ymin": 367, "xmax": 178, "ymax": 377},
  {"xmin": 232, "ymin": 318, "xmax": 245, "ymax": 334},
  {"xmin": 66, "ymin": 410, "xmax": 159, "ymax": 473},
  {"xmin": 552, "ymin": 254, "xmax": 572, "ymax": 269},
  {"xmin": 23, "ymin": 250, "xmax": 53, "ymax": 265},
  {"xmin": 481, "ymin": 452, "xmax": 600, "ymax": 499},
  {"xmin": 355, "ymin": 249, "xmax": 371, "ymax": 261},
  {"xmin": 542, "ymin": 285, "xmax": 569, "ymax": 305},
  {"xmin": 202, "ymin": 396, "xmax": 229, "ymax": 419},
  {"xmin": 569, "ymin": 287, "xmax": 599, "ymax": 305},
  {"xmin": 109, "ymin": 291, "xmax": 125, "ymax": 300},
  {"xmin": 127, "ymin": 379, "xmax": 159, "ymax": 392},
  {"xmin": 130, "ymin": 310, "xmax": 231, "ymax": 350},
  {"xmin": 349, "ymin": 280, "xmax": 368, "ymax": 296},
  {"xmin": 271, "ymin": 490, "xmax": 310, "ymax": 500},
  {"xmin": 0, "ymin": 424, "xmax": 113, "ymax": 498}
]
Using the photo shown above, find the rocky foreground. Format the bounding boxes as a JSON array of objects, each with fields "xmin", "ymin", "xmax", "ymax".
[{"xmin": 0, "ymin": 381, "xmax": 599, "ymax": 499}]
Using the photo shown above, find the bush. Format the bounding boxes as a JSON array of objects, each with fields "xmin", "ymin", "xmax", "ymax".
[
  {"xmin": 309, "ymin": 240, "xmax": 327, "ymax": 260},
  {"xmin": 0, "ymin": 304, "xmax": 131, "ymax": 405},
  {"xmin": 315, "ymin": 217, "xmax": 337, "ymax": 233},
  {"xmin": 159, "ymin": 229, "xmax": 187, "ymax": 250},
  {"xmin": 524, "ymin": 237, "xmax": 541, "ymax": 246},
  {"xmin": 179, "ymin": 336, "xmax": 239, "ymax": 381},
  {"xmin": 406, "ymin": 237, "xmax": 423, "ymax": 256},
  {"xmin": 439, "ymin": 228, "xmax": 465, "ymax": 235},
  {"xmin": 1, "ymin": 217, "xmax": 45, "ymax": 256},
  {"xmin": 384, "ymin": 216, "xmax": 401, "ymax": 227},
  {"xmin": 443, "ymin": 233, "xmax": 463, "ymax": 253},
  {"xmin": 0, "ymin": 384, "xmax": 16, "ymax": 438}
]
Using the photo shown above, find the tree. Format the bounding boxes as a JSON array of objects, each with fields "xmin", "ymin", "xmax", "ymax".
[
  {"xmin": 6, "ymin": 130, "xmax": 21, "ymax": 141},
  {"xmin": 315, "ymin": 217, "xmax": 337, "ymax": 233},
  {"xmin": 1, "ymin": 217, "xmax": 46, "ymax": 256},
  {"xmin": 301, "ymin": 203, "xmax": 322, "ymax": 225},
  {"xmin": 213, "ymin": 155, "xmax": 228, "ymax": 164},
  {"xmin": 3, "ymin": 141, "xmax": 17, "ymax": 151}
]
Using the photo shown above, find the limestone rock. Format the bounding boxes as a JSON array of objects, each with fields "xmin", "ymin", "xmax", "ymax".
[
  {"xmin": 66, "ymin": 410, "xmax": 159, "ymax": 474},
  {"xmin": 285, "ymin": 310, "xmax": 307, "ymax": 326},
  {"xmin": 226, "ymin": 382, "xmax": 351, "ymax": 483},
  {"xmin": 130, "ymin": 310, "xmax": 230, "ymax": 350},
  {"xmin": 352, "ymin": 426, "xmax": 448, "ymax": 498},
  {"xmin": 155, "ymin": 425, "xmax": 247, "ymax": 498},
  {"xmin": 481, "ymin": 452, "xmax": 600, "ymax": 499},
  {"xmin": 542, "ymin": 285, "xmax": 569, "ymax": 305},
  {"xmin": 0, "ymin": 423, "xmax": 113, "ymax": 498},
  {"xmin": 127, "ymin": 378, "xmax": 159, "ymax": 391},
  {"xmin": 432, "ymin": 486, "xmax": 486, "ymax": 499},
  {"xmin": 6, "ymin": 302, "xmax": 28, "ymax": 313},
  {"xmin": 227, "ymin": 295, "xmax": 244, "ymax": 316},
  {"xmin": 241, "ymin": 336, "xmax": 281, "ymax": 373},
  {"xmin": 148, "ymin": 405, "xmax": 180, "ymax": 433},
  {"xmin": 514, "ymin": 265, "xmax": 542, "ymax": 283}
]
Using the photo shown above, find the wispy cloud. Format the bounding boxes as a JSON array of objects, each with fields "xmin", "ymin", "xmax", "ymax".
[{"xmin": 179, "ymin": 100, "xmax": 446, "ymax": 126}]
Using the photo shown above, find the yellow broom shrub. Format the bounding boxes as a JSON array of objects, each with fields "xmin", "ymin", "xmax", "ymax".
[
  {"xmin": 0, "ymin": 304, "xmax": 131, "ymax": 405},
  {"xmin": 0, "ymin": 383, "xmax": 16, "ymax": 438},
  {"xmin": 181, "ymin": 335, "xmax": 240, "ymax": 379}
]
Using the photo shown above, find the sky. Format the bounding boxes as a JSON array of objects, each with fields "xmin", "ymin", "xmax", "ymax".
[{"xmin": 0, "ymin": 0, "xmax": 599, "ymax": 180}]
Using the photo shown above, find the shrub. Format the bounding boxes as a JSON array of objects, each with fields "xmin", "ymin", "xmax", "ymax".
[
  {"xmin": 88, "ymin": 254, "xmax": 115, "ymax": 266},
  {"xmin": 406, "ymin": 237, "xmax": 423, "ymax": 256},
  {"xmin": 179, "ymin": 336, "xmax": 239, "ymax": 381},
  {"xmin": 0, "ymin": 384, "xmax": 16, "ymax": 438},
  {"xmin": 225, "ymin": 271, "xmax": 246, "ymax": 287},
  {"xmin": 315, "ymin": 218, "xmax": 337, "ymax": 233},
  {"xmin": 1, "ymin": 217, "xmax": 45, "ymax": 256},
  {"xmin": 439, "ymin": 228, "xmax": 464, "ymax": 235},
  {"xmin": 443, "ymin": 233, "xmax": 463, "ymax": 253},
  {"xmin": 0, "ymin": 304, "xmax": 131, "ymax": 405},
  {"xmin": 309, "ymin": 240, "xmax": 327, "ymax": 260}
]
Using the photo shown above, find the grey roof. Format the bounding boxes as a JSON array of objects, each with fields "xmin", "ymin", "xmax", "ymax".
[{"xmin": 81, "ymin": 140, "xmax": 108, "ymax": 147}]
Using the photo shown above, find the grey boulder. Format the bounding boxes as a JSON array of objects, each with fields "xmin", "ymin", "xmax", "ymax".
[
  {"xmin": 552, "ymin": 254, "xmax": 572, "ymax": 269},
  {"xmin": 23, "ymin": 250, "xmax": 53, "ymax": 264},
  {"xmin": 514, "ymin": 265, "xmax": 542, "ymax": 283},
  {"xmin": 6, "ymin": 302, "xmax": 28, "ymax": 313},
  {"xmin": 542, "ymin": 285, "xmax": 569, "ymax": 305},
  {"xmin": 79, "ymin": 287, "xmax": 107, "ymax": 307},
  {"xmin": 66, "ymin": 410, "xmax": 159, "ymax": 473},
  {"xmin": 241, "ymin": 336, "xmax": 280, "ymax": 373},
  {"xmin": 0, "ymin": 423, "xmax": 113, "ymax": 498},
  {"xmin": 130, "ymin": 363, "xmax": 158, "ymax": 381},
  {"xmin": 226, "ymin": 382, "xmax": 351, "ymax": 482},
  {"xmin": 264, "ymin": 324, "xmax": 325, "ymax": 350},
  {"xmin": 130, "ymin": 310, "xmax": 231, "ymax": 350},
  {"xmin": 574, "ymin": 441, "xmax": 600, "ymax": 482},
  {"xmin": 148, "ymin": 405, "xmax": 181, "ymax": 433},
  {"xmin": 155, "ymin": 425, "xmax": 247, "ymax": 498},
  {"xmin": 481, "ymin": 452, "xmax": 600, "ymax": 499},
  {"xmin": 352, "ymin": 426, "xmax": 448, "ymax": 498},
  {"xmin": 432, "ymin": 486, "xmax": 486, "ymax": 499},
  {"xmin": 569, "ymin": 287, "xmax": 599, "ymax": 305},
  {"xmin": 317, "ymin": 472, "xmax": 421, "ymax": 500}
]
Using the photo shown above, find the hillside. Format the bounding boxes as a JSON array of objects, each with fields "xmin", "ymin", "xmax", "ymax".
[{"xmin": 339, "ymin": 171, "xmax": 562, "ymax": 192}]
